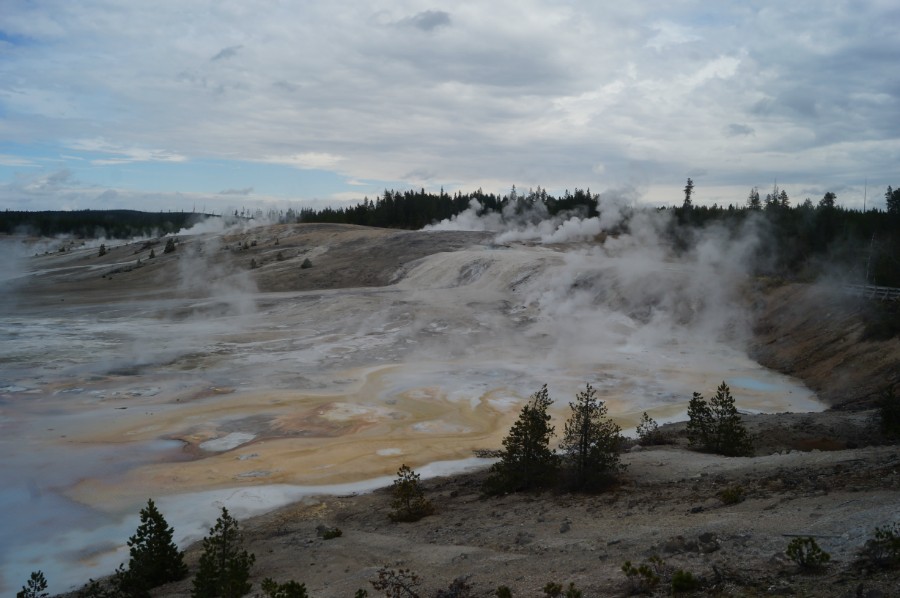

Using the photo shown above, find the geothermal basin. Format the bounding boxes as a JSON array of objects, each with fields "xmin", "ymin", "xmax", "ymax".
[{"xmin": 0, "ymin": 222, "xmax": 822, "ymax": 593}]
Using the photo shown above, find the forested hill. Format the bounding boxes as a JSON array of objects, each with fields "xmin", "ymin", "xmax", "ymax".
[
  {"xmin": 0, "ymin": 210, "xmax": 210, "ymax": 239},
  {"xmin": 298, "ymin": 185, "xmax": 900, "ymax": 287}
]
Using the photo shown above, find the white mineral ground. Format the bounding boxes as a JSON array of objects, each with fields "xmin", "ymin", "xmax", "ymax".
[{"xmin": 0, "ymin": 224, "xmax": 824, "ymax": 594}]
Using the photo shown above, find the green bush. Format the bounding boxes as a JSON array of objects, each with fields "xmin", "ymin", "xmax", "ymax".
[
  {"xmin": 191, "ymin": 507, "xmax": 256, "ymax": 598},
  {"xmin": 718, "ymin": 484, "xmax": 745, "ymax": 505},
  {"xmin": 621, "ymin": 560, "xmax": 660, "ymax": 594},
  {"xmin": 686, "ymin": 382, "xmax": 754, "ymax": 457},
  {"xmin": 321, "ymin": 526, "xmax": 343, "ymax": 539},
  {"xmin": 389, "ymin": 464, "xmax": 435, "ymax": 522},
  {"xmin": 879, "ymin": 386, "xmax": 900, "ymax": 440},
  {"xmin": 858, "ymin": 523, "xmax": 900, "ymax": 569},
  {"xmin": 495, "ymin": 586, "xmax": 512, "ymax": 598},
  {"xmin": 671, "ymin": 569, "xmax": 699, "ymax": 593},
  {"xmin": 786, "ymin": 537, "xmax": 830, "ymax": 570},
  {"xmin": 543, "ymin": 582, "xmax": 582, "ymax": 598},
  {"xmin": 542, "ymin": 582, "xmax": 562, "ymax": 597},
  {"xmin": 261, "ymin": 579, "xmax": 309, "ymax": 598}
]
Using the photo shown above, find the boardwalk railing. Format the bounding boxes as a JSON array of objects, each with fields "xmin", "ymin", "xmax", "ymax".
[{"xmin": 843, "ymin": 284, "xmax": 900, "ymax": 301}]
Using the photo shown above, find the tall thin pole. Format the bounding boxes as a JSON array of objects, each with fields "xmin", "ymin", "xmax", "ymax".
[{"xmin": 864, "ymin": 178, "xmax": 867, "ymax": 212}]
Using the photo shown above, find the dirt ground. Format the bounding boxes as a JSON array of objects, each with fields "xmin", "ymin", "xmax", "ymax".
[{"xmin": 23, "ymin": 223, "xmax": 899, "ymax": 597}]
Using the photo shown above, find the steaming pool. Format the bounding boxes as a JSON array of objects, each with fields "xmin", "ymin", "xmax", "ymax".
[{"xmin": 0, "ymin": 238, "xmax": 823, "ymax": 594}]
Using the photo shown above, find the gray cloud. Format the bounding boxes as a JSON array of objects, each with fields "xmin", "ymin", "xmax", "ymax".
[
  {"xmin": 725, "ymin": 123, "xmax": 754, "ymax": 137},
  {"xmin": 402, "ymin": 10, "xmax": 451, "ymax": 31},
  {"xmin": 219, "ymin": 187, "xmax": 254, "ymax": 195},
  {"xmin": 211, "ymin": 45, "xmax": 243, "ymax": 61}
]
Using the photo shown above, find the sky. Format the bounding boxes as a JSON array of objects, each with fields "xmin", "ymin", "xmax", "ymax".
[{"xmin": 1, "ymin": 0, "xmax": 899, "ymax": 214}]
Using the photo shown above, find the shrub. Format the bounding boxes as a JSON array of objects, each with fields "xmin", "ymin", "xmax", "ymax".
[
  {"xmin": 636, "ymin": 412, "xmax": 664, "ymax": 445},
  {"xmin": 559, "ymin": 383, "xmax": 625, "ymax": 491},
  {"xmin": 786, "ymin": 537, "xmax": 830, "ymax": 570},
  {"xmin": 621, "ymin": 560, "xmax": 660, "ymax": 594},
  {"xmin": 389, "ymin": 465, "xmax": 434, "ymax": 522},
  {"xmin": 17, "ymin": 571, "xmax": 49, "ymax": 598},
  {"xmin": 371, "ymin": 567, "xmax": 421, "ymax": 598},
  {"xmin": 435, "ymin": 576, "xmax": 473, "ymax": 598},
  {"xmin": 164, "ymin": 238, "xmax": 176, "ymax": 254},
  {"xmin": 542, "ymin": 582, "xmax": 562, "ymax": 597},
  {"xmin": 686, "ymin": 382, "xmax": 753, "ymax": 457},
  {"xmin": 670, "ymin": 569, "xmax": 699, "ymax": 593},
  {"xmin": 301, "ymin": 258, "xmax": 313, "ymax": 269},
  {"xmin": 484, "ymin": 385, "xmax": 559, "ymax": 494},
  {"xmin": 98, "ymin": 244, "xmax": 107, "ymax": 257},
  {"xmin": 858, "ymin": 523, "xmax": 900, "ymax": 569},
  {"xmin": 322, "ymin": 526, "xmax": 343, "ymax": 539},
  {"xmin": 543, "ymin": 582, "xmax": 581, "ymax": 598},
  {"xmin": 718, "ymin": 484, "xmax": 745, "ymax": 505},
  {"xmin": 191, "ymin": 507, "xmax": 256, "ymax": 598},
  {"xmin": 261, "ymin": 579, "xmax": 309, "ymax": 598},
  {"xmin": 879, "ymin": 386, "xmax": 900, "ymax": 440},
  {"xmin": 495, "ymin": 586, "xmax": 513, "ymax": 598}
]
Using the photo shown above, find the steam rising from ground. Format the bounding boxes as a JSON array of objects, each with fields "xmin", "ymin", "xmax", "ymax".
[{"xmin": 0, "ymin": 208, "xmax": 820, "ymax": 593}]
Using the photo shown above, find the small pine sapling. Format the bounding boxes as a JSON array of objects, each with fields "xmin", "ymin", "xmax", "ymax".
[
  {"xmin": 17, "ymin": 571, "xmax": 49, "ymax": 598},
  {"xmin": 636, "ymin": 412, "xmax": 664, "ymax": 445},
  {"xmin": 389, "ymin": 464, "xmax": 434, "ymax": 522}
]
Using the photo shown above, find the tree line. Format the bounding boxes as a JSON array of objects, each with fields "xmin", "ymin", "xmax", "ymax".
[{"xmin": 0, "ymin": 209, "xmax": 207, "ymax": 239}]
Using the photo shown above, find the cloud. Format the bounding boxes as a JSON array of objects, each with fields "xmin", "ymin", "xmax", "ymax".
[
  {"xmin": 725, "ymin": 123, "xmax": 755, "ymax": 137},
  {"xmin": 0, "ymin": 2, "xmax": 899, "ymax": 210},
  {"xmin": 211, "ymin": 44, "xmax": 243, "ymax": 61},
  {"xmin": 219, "ymin": 187, "xmax": 254, "ymax": 196},
  {"xmin": 0, "ymin": 154, "xmax": 38, "ymax": 167},
  {"xmin": 67, "ymin": 139, "xmax": 187, "ymax": 165},
  {"xmin": 261, "ymin": 152, "xmax": 344, "ymax": 170},
  {"xmin": 400, "ymin": 10, "xmax": 451, "ymax": 32}
]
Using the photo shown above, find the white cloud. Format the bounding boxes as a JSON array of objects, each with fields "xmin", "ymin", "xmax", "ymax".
[
  {"xmin": 260, "ymin": 152, "xmax": 345, "ymax": 170},
  {"xmin": 0, "ymin": 155, "xmax": 38, "ymax": 167},
  {"xmin": 67, "ymin": 139, "xmax": 187, "ymax": 165}
]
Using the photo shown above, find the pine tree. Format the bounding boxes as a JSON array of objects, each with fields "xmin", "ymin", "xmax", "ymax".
[
  {"xmin": 683, "ymin": 178, "xmax": 694, "ymax": 209},
  {"xmin": 119, "ymin": 498, "xmax": 187, "ymax": 596},
  {"xmin": 485, "ymin": 385, "xmax": 559, "ymax": 493},
  {"xmin": 686, "ymin": 383, "xmax": 753, "ymax": 457},
  {"xmin": 559, "ymin": 384, "xmax": 625, "ymax": 490},
  {"xmin": 192, "ymin": 507, "xmax": 255, "ymax": 598},
  {"xmin": 746, "ymin": 187, "xmax": 761, "ymax": 210},
  {"xmin": 686, "ymin": 392, "xmax": 713, "ymax": 450},
  {"xmin": 17, "ymin": 571, "xmax": 49, "ymax": 598},
  {"xmin": 886, "ymin": 185, "xmax": 900, "ymax": 214},
  {"xmin": 389, "ymin": 464, "xmax": 434, "ymax": 522}
]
